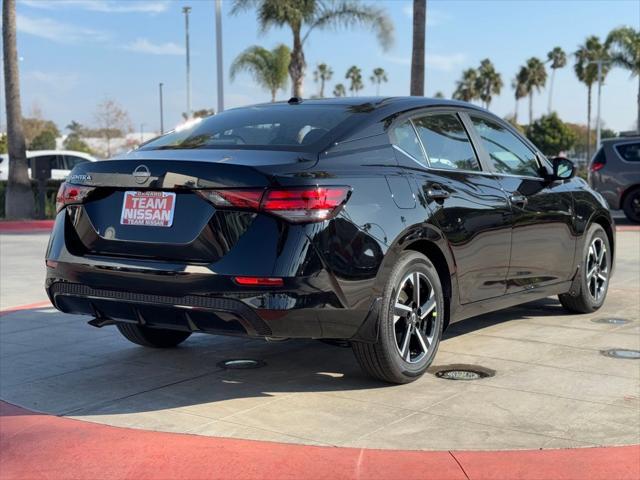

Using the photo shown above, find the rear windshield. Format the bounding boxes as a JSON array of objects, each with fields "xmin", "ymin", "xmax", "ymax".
[{"xmin": 140, "ymin": 104, "xmax": 355, "ymax": 152}]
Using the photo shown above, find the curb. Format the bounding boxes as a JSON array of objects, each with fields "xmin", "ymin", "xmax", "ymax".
[
  {"xmin": 0, "ymin": 220, "xmax": 55, "ymax": 233},
  {"xmin": 0, "ymin": 400, "xmax": 638, "ymax": 480},
  {"xmin": 0, "ymin": 300, "xmax": 52, "ymax": 317}
]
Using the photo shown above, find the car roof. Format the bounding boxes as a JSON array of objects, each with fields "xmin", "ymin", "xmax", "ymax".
[
  {"xmin": 602, "ymin": 136, "xmax": 640, "ymax": 144},
  {"xmin": 250, "ymin": 96, "xmax": 483, "ymax": 112}
]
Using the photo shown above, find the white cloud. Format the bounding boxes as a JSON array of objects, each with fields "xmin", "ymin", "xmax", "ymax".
[
  {"xmin": 20, "ymin": 0, "xmax": 170, "ymax": 14},
  {"xmin": 24, "ymin": 70, "xmax": 80, "ymax": 91},
  {"xmin": 16, "ymin": 14, "xmax": 110, "ymax": 43},
  {"xmin": 383, "ymin": 53, "xmax": 466, "ymax": 72},
  {"xmin": 124, "ymin": 38, "xmax": 184, "ymax": 56}
]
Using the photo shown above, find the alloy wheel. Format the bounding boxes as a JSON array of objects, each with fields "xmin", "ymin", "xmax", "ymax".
[
  {"xmin": 393, "ymin": 271, "xmax": 438, "ymax": 364},
  {"xmin": 586, "ymin": 237, "xmax": 608, "ymax": 302}
]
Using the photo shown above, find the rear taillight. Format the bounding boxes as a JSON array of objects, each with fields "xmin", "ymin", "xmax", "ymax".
[
  {"xmin": 55, "ymin": 182, "xmax": 95, "ymax": 213},
  {"xmin": 197, "ymin": 186, "xmax": 350, "ymax": 223},
  {"xmin": 590, "ymin": 162, "xmax": 605, "ymax": 172}
]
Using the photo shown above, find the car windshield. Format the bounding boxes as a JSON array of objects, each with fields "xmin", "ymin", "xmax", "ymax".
[{"xmin": 139, "ymin": 104, "xmax": 357, "ymax": 152}]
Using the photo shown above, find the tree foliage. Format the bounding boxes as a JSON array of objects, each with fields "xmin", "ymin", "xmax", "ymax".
[
  {"xmin": 452, "ymin": 68, "xmax": 478, "ymax": 102},
  {"xmin": 475, "ymin": 58, "xmax": 502, "ymax": 108},
  {"xmin": 333, "ymin": 83, "xmax": 346, "ymax": 97},
  {"xmin": 370, "ymin": 67, "xmax": 388, "ymax": 95},
  {"xmin": 606, "ymin": 26, "xmax": 640, "ymax": 132},
  {"xmin": 313, "ymin": 63, "xmax": 333, "ymax": 97},
  {"xmin": 231, "ymin": 44, "xmax": 290, "ymax": 101},
  {"xmin": 346, "ymin": 65, "xmax": 363, "ymax": 95},
  {"xmin": 94, "ymin": 99, "xmax": 131, "ymax": 158},
  {"xmin": 30, "ymin": 129, "xmax": 57, "ymax": 150},
  {"xmin": 526, "ymin": 112, "xmax": 577, "ymax": 156}
]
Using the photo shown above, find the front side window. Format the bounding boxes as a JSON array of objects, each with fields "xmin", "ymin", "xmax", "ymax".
[
  {"xmin": 616, "ymin": 142, "xmax": 640, "ymax": 162},
  {"xmin": 470, "ymin": 116, "xmax": 541, "ymax": 177},
  {"xmin": 390, "ymin": 121, "xmax": 426, "ymax": 164},
  {"xmin": 412, "ymin": 113, "xmax": 480, "ymax": 171}
]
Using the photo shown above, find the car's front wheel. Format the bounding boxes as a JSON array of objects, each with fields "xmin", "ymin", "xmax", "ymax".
[
  {"xmin": 352, "ymin": 251, "xmax": 444, "ymax": 384},
  {"xmin": 559, "ymin": 224, "xmax": 611, "ymax": 313},
  {"xmin": 116, "ymin": 323, "xmax": 192, "ymax": 348}
]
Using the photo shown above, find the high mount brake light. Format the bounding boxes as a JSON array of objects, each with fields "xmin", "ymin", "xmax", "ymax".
[
  {"xmin": 55, "ymin": 182, "xmax": 95, "ymax": 213},
  {"xmin": 197, "ymin": 186, "xmax": 350, "ymax": 223}
]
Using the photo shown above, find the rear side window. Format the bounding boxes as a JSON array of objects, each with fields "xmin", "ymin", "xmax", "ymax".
[
  {"xmin": 616, "ymin": 142, "xmax": 640, "ymax": 162},
  {"xmin": 390, "ymin": 121, "xmax": 427, "ymax": 164},
  {"xmin": 412, "ymin": 114, "xmax": 480, "ymax": 171},
  {"xmin": 140, "ymin": 105, "xmax": 355, "ymax": 152},
  {"xmin": 470, "ymin": 116, "xmax": 541, "ymax": 177}
]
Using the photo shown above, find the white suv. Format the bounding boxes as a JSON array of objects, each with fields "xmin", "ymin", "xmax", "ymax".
[{"xmin": 0, "ymin": 150, "xmax": 97, "ymax": 181}]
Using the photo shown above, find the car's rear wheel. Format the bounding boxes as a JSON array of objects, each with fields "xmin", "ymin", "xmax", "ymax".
[
  {"xmin": 352, "ymin": 251, "xmax": 444, "ymax": 384},
  {"xmin": 559, "ymin": 224, "xmax": 611, "ymax": 313},
  {"xmin": 116, "ymin": 323, "xmax": 192, "ymax": 348},
  {"xmin": 622, "ymin": 187, "xmax": 640, "ymax": 223}
]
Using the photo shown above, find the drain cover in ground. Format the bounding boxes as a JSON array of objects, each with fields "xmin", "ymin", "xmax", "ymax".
[
  {"xmin": 600, "ymin": 349, "xmax": 640, "ymax": 360},
  {"xmin": 434, "ymin": 365, "xmax": 495, "ymax": 380},
  {"xmin": 218, "ymin": 359, "xmax": 265, "ymax": 369},
  {"xmin": 591, "ymin": 318, "xmax": 631, "ymax": 325}
]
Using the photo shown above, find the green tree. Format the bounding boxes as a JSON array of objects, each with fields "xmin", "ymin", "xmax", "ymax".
[
  {"xmin": 0, "ymin": 134, "xmax": 7, "ymax": 154},
  {"xmin": 231, "ymin": 0, "xmax": 393, "ymax": 98},
  {"xmin": 370, "ymin": 67, "xmax": 388, "ymax": 95},
  {"xmin": 313, "ymin": 63, "xmax": 333, "ymax": 98},
  {"xmin": 231, "ymin": 44, "xmax": 290, "ymax": 102},
  {"xmin": 526, "ymin": 112, "xmax": 577, "ymax": 156},
  {"xmin": 333, "ymin": 83, "xmax": 346, "ymax": 97},
  {"xmin": 546, "ymin": 46, "xmax": 567, "ymax": 113},
  {"xmin": 575, "ymin": 36, "xmax": 610, "ymax": 159},
  {"xmin": 23, "ymin": 118, "xmax": 59, "ymax": 147},
  {"xmin": 512, "ymin": 66, "xmax": 528, "ymax": 124},
  {"xmin": 475, "ymin": 58, "xmax": 502, "ymax": 108},
  {"xmin": 522, "ymin": 57, "xmax": 547, "ymax": 126},
  {"xmin": 410, "ymin": 0, "xmax": 426, "ymax": 96},
  {"xmin": 606, "ymin": 26, "xmax": 640, "ymax": 132},
  {"xmin": 63, "ymin": 120, "xmax": 92, "ymax": 154},
  {"xmin": 346, "ymin": 65, "xmax": 363, "ymax": 96},
  {"xmin": 3, "ymin": 0, "xmax": 34, "ymax": 218},
  {"xmin": 30, "ymin": 130, "xmax": 56, "ymax": 150},
  {"xmin": 433, "ymin": 91, "xmax": 445, "ymax": 99},
  {"xmin": 452, "ymin": 68, "xmax": 479, "ymax": 102}
]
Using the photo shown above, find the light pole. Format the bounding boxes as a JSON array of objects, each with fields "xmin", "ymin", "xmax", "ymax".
[
  {"xmin": 215, "ymin": 0, "xmax": 224, "ymax": 113},
  {"xmin": 158, "ymin": 82, "xmax": 164, "ymax": 134},
  {"xmin": 183, "ymin": 6, "xmax": 192, "ymax": 119}
]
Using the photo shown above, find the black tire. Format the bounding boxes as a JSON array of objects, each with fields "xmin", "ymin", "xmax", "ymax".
[
  {"xmin": 559, "ymin": 224, "xmax": 611, "ymax": 313},
  {"xmin": 622, "ymin": 188, "xmax": 640, "ymax": 224},
  {"xmin": 116, "ymin": 323, "xmax": 191, "ymax": 348},
  {"xmin": 352, "ymin": 251, "xmax": 445, "ymax": 384}
]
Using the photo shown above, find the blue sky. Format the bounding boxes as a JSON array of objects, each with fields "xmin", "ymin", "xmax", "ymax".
[{"xmin": 7, "ymin": 0, "xmax": 639, "ymax": 134}]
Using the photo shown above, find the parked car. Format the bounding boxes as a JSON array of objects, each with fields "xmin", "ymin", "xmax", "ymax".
[
  {"xmin": 0, "ymin": 150, "xmax": 96, "ymax": 181},
  {"xmin": 589, "ymin": 135, "xmax": 640, "ymax": 223},
  {"xmin": 45, "ymin": 97, "xmax": 614, "ymax": 384}
]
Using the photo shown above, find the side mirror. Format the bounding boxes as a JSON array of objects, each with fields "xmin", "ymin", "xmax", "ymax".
[{"xmin": 550, "ymin": 156, "xmax": 575, "ymax": 180}]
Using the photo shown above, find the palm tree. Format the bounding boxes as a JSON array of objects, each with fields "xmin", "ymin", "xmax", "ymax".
[
  {"xmin": 433, "ymin": 91, "xmax": 445, "ymax": 99},
  {"xmin": 231, "ymin": 0, "xmax": 393, "ymax": 98},
  {"xmin": 346, "ymin": 66, "xmax": 364, "ymax": 96},
  {"xmin": 313, "ymin": 63, "xmax": 333, "ymax": 98},
  {"xmin": 230, "ymin": 44, "xmax": 290, "ymax": 102},
  {"xmin": 546, "ymin": 46, "xmax": 567, "ymax": 113},
  {"xmin": 370, "ymin": 67, "xmax": 388, "ymax": 95},
  {"xmin": 575, "ymin": 36, "xmax": 610, "ymax": 158},
  {"xmin": 410, "ymin": 0, "xmax": 426, "ymax": 96},
  {"xmin": 512, "ymin": 66, "xmax": 528, "ymax": 124},
  {"xmin": 475, "ymin": 58, "xmax": 502, "ymax": 109},
  {"xmin": 333, "ymin": 83, "xmax": 346, "ymax": 97},
  {"xmin": 606, "ymin": 27, "xmax": 640, "ymax": 132},
  {"xmin": 523, "ymin": 57, "xmax": 547, "ymax": 125},
  {"xmin": 2, "ymin": 0, "xmax": 34, "ymax": 219},
  {"xmin": 452, "ymin": 68, "xmax": 479, "ymax": 102}
]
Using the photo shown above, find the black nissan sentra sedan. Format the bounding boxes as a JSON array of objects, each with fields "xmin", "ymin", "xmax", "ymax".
[{"xmin": 46, "ymin": 97, "xmax": 615, "ymax": 384}]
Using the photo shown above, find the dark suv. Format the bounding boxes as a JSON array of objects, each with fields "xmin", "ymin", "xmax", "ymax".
[
  {"xmin": 589, "ymin": 135, "xmax": 640, "ymax": 222},
  {"xmin": 46, "ymin": 97, "xmax": 614, "ymax": 384}
]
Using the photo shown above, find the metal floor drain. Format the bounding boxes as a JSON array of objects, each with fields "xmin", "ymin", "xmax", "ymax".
[
  {"xmin": 600, "ymin": 349, "xmax": 640, "ymax": 360},
  {"xmin": 591, "ymin": 318, "xmax": 631, "ymax": 325},
  {"xmin": 218, "ymin": 359, "xmax": 265, "ymax": 370},
  {"xmin": 433, "ymin": 364, "xmax": 495, "ymax": 381}
]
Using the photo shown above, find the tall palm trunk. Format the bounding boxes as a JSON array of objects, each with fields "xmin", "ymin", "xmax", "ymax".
[
  {"xmin": 2, "ymin": 0, "xmax": 34, "ymax": 219},
  {"xmin": 548, "ymin": 68, "xmax": 556, "ymax": 114},
  {"xmin": 289, "ymin": 26, "xmax": 305, "ymax": 97},
  {"xmin": 586, "ymin": 85, "xmax": 592, "ymax": 160},
  {"xmin": 320, "ymin": 78, "xmax": 325, "ymax": 98},
  {"xmin": 410, "ymin": 0, "xmax": 426, "ymax": 96},
  {"xmin": 514, "ymin": 99, "xmax": 519, "ymax": 124},
  {"xmin": 637, "ymin": 76, "xmax": 640, "ymax": 133},
  {"xmin": 528, "ymin": 92, "xmax": 533, "ymax": 126},
  {"xmin": 270, "ymin": 88, "xmax": 276, "ymax": 102}
]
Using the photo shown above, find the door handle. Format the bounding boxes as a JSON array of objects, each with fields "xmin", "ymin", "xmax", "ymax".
[
  {"xmin": 510, "ymin": 193, "xmax": 528, "ymax": 207},
  {"xmin": 427, "ymin": 185, "xmax": 450, "ymax": 200}
]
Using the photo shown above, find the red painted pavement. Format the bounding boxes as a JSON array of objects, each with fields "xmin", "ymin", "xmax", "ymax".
[
  {"xmin": 1, "ymin": 401, "xmax": 638, "ymax": 480},
  {"xmin": 0, "ymin": 220, "xmax": 54, "ymax": 233},
  {"xmin": 0, "ymin": 300, "xmax": 51, "ymax": 317}
]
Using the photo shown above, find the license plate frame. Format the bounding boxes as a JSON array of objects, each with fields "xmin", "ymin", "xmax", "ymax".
[{"xmin": 120, "ymin": 191, "xmax": 176, "ymax": 227}]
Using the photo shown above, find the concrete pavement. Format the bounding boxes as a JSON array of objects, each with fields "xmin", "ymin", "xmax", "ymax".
[{"xmin": 0, "ymin": 229, "xmax": 638, "ymax": 451}]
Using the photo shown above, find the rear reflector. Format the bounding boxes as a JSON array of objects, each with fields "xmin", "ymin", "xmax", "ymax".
[
  {"xmin": 234, "ymin": 276, "xmax": 284, "ymax": 287},
  {"xmin": 198, "ymin": 186, "xmax": 350, "ymax": 223},
  {"xmin": 56, "ymin": 182, "xmax": 95, "ymax": 213}
]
